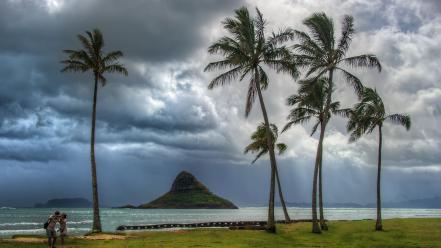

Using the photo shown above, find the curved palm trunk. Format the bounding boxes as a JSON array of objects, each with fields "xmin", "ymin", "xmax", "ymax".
[
  {"xmin": 91, "ymin": 75, "xmax": 102, "ymax": 233},
  {"xmin": 255, "ymin": 70, "xmax": 277, "ymax": 233},
  {"xmin": 318, "ymin": 136, "xmax": 328, "ymax": 230},
  {"xmin": 275, "ymin": 164, "xmax": 291, "ymax": 222},
  {"xmin": 312, "ymin": 123, "xmax": 325, "ymax": 234},
  {"xmin": 375, "ymin": 124, "xmax": 383, "ymax": 231},
  {"xmin": 312, "ymin": 70, "xmax": 334, "ymax": 233}
]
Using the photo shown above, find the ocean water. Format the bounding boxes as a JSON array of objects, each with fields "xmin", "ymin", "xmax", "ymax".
[{"xmin": 0, "ymin": 207, "xmax": 440, "ymax": 237}]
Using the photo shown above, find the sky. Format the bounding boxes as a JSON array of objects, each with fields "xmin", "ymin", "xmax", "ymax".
[{"xmin": 0, "ymin": 0, "xmax": 440, "ymax": 207}]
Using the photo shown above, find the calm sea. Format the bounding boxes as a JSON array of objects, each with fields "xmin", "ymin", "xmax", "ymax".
[{"xmin": 0, "ymin": 207, "xmax": 440, "ymax": 237}]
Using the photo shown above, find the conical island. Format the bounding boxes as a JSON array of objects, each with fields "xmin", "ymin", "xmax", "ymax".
[{"xmin": 137, "ymin": 171, "xmax": 238, "ymax": 209}]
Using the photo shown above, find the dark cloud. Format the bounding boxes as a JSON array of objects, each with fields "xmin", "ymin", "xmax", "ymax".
[
  {"xmin": 0, "ymin": 0, "xmax": 242, "ymax": 162},
  {"xmin": 0, "ymin": 0, "xmax": 241, "ymax": 60}
]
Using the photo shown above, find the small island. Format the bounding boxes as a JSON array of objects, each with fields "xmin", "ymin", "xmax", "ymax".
[{"xmin": 121, "ymin": 171, "xmax": 238, "ymax": 209}]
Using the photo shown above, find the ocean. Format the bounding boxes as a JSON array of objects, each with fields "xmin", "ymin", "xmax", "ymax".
[{"xmin": 0, "ymin": 207, "xmax": 440, "ymax": 237}]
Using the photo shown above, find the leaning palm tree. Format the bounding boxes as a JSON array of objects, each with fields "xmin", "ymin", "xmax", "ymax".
[
  {"xmin": 283, "ymin": 77, "xmax": 342, "ymax": 230},
  {"xmin": 61, "ymin": 29, "xmax": 128, "ymax": 233},
  {"xmin": 204, "ymin": 7, "xmax": 299, "ymax": 232},
  {"xmin": 244, "ymin": 123, "xmax": 290, "ymax": 222},
  {"xmin": 292, "ymin": 13, "xmax": 381, "ymax": 233},
  {"xmin": 347, "ymin": 87, "xmax": 410, "ymax": 231}
]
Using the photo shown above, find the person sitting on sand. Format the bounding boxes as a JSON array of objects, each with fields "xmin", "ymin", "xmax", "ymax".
[
  {"xmin": 46, "ymin": 210, "xmax": 60, "ymax": 248},
  {"xmin": 59, "ymin": 213, "xmax": 68, "ymax": 247}
]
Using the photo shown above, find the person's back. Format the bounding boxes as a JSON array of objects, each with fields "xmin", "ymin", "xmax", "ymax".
[
  {"xmin": 46, "ymin": 211, "xmax": 60, "ymax": 248},
  {"xmin": 47, "ymin": 214, "xmax": 57, "ymax": 231}
]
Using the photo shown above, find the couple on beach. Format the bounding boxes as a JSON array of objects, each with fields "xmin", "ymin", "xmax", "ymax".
[{"xmin": 44, "ymin": 210, "xmax": 67, "ymax": 248}]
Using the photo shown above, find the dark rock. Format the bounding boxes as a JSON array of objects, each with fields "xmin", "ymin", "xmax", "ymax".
[
  {"xmin": 117, "ymin": 204, "xmax": 136, "ymax": 209},
  {"xmin": 137, "ymin": 171, "xmax": 238, "ymax": 209},
  {"xmin": 170, "ymin": 171, "xmax": 209, "ymax": 193}
]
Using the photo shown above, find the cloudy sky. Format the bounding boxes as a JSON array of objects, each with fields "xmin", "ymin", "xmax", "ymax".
[{"xmin": 0, "ymin": 0, "xmax": 440, "ymax": 207}]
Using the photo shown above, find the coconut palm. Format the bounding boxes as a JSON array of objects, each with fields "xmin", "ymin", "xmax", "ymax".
[
  {"xmin": 204, "ymin": 7, "xmax": 298, "ymax": 232},
  {"xmin": 61, "ymin": 29, "xmax": 128, "ymax": 233},
  {"xmin": 292, "ymin": 12, "xmax": 382, "ymax": 233},
  {"xmin": 283, "ymin": 77, "xmax": 343, "ymax": 230},
  {"xmin": 244, "ymin": 123, "xmax": 290, "ymax": 222},
  {"xmin": 347, "ymin": 87, "xmax": 410, "ymax": 231}
]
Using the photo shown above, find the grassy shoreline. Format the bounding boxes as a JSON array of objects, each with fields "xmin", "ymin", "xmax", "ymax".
[{"xmin": 1, "ymin": 218, "xmax": 440, "ymax": 247}]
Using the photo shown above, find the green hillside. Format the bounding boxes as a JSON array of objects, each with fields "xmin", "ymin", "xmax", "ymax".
[
  {"xmin": 139, "ymin": 191, "xmax": 237, "ymax": 209},
  {"xmin": 133, "ymin": 171, "xmax": 238, "ymax": 209}
]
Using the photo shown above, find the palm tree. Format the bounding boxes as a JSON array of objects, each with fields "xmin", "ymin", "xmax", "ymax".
[
  {"xmin": 61, "ymin": 29, "xmax": 128, "ymax": 233},
  {"xmin": 346, "ymin": 87, "xmax": 410, "ymax": 231},
  {"xmin": 292, "ymin": 13, "xmax": 382, "ymax": 233},
  {"xmin": 244, "ymin": 123, "xmax": 291, "ymax": 222},
  {"xmin": 204, "ymin": 7, "xmax": 298, "ymax": 232},
  {"xmin": 283, "ymin": 77, "xmax": 343, "ymax": 230}
]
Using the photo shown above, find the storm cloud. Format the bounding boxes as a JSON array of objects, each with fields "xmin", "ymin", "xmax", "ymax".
[{"xmin": 0, "ymin": 0, "xmax": 440, "ymax": 207}]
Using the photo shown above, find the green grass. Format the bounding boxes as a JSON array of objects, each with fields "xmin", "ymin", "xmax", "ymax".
[{"xmin": 1, "ymin": 218, "xmax": 440, "ymax": 247}]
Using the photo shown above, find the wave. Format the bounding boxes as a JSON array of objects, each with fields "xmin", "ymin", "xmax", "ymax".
[
  {"xmin": 0, "ymin": 220, "xmax": 92, "ymax": 227},
  {"xmin": 69, "ymin": 220, "xmax": 92, "ymax": 224},
  {"xmin": 0, "ymin": 227, "xmax": 90, "ymax": 235},
  {"xmin": 0, "ymin": 222, "xmax": 39, "ymax": 227},
  {"xmin": 0, "ymin": 229, "xmax": 42, "ymax": 234},
  {"xmin": 0, "ymin": 207, "xmax": 16, "ymax": 210}
]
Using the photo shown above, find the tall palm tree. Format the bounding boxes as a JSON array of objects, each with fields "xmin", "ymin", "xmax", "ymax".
[
  {"xmin": 244, "ymin": 123, "xmax": 291, "ymax": 222},
  {"xmin": 347, "ymin": 87, "xmax": 410, "ymax": 231},
  {"xmin": 292, "ymin": 13, "xmax": 382, "ymax": 233},
  {"xmin": 61, "ymin": 29, "xmax": 128, "ymax": 233},
  {"xmin": 283, "ymin": 77, "xmax": 343, "ymax": 230},
  {"xmin": 204, "ymin": 7, "xmax": 298, "ymax": 232}
]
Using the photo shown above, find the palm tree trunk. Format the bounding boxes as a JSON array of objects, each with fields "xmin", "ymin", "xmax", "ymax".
[
  {"xmin": 312, "ymin": 122, "xmax": 325, "ymax": 234},
  {"xmin": 375, "ymin": 124, "xmax": 383, "ymax": 231},
  {"xmin": 91, "ymin": 75, "xmax": 102, "ymax": 233},
  {"xmin": 255, "ymin": 70, "xmax": 277, "ymax": 233},
  {"xmin": 275, "ymin": 164, "xmax": 291, "ymax": 222},
  {"xmin": 318, "ymin": 132, "xmax": 328, "ymax": 230},
  {"xmin": 311, "ymin": 70, "xmax": 334, "ymax": 234}
]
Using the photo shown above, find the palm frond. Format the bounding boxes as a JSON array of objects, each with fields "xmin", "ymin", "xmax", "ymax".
[
  {"xmin": 245, "ymin": 74, "xmax": 257, "ymax": 117},
  {"xmin": 245, "ymin": 122, "xmax": 283, "ymax": 163},
  {"xmin": 342, "ymin": 54, "xmax": 382, "ymax": 72},
  {"xmin": 336, "ymin": 67, "xmax": 364, "ymax": 97},
  {"xmin": 104, "ymin": 64, "xmax": 128, "ymax": 76},
  {"xmin": 265, "ymin": 58, "xmax": 299, "ymax": 79},
  {"xmin": 334, "ymin": 108, "xmax": 352, "ymax": 118},
  {"xmin": 292, "ymin": 30, "xmax": 325, "ymax": 57},
  {"xmin": 258, "ymin": 66, "xmax": 269, "ymax": 90},
  {"xmin": 255, "ymin": 7, "xmax": 266, "ymax": 39},
  {"xmin": 77, "ymin": 34, "xmax": 95, "ymax": 58},
  {"xmin": 303, "ymin": 12, "xmax": 335, "ymax": 51},
  {"xmin": 207, "ymin": 66, "xmax": 243, "ymax": 89},
  {"xmin": 252, "ymin": 150, "xmax": 267, "ymax": 164},
  {"xmin": 276, "ymin": 143, "xmax": 287, "ymax": 155},
  {"xmin": 310, "ymin": 121, "xmax": 320, "ymax": 136},
  {"xmin": 103, "ymin": 51, "xmax": 123, "ymax": 64},
  {"xmin": 386, "ymin": 114, "xmax": 411, "ymax": 130},
  {"xmin": 267, "ymin": 28, "xmax": 294, "ymax": 46},
  {"xmin": 92, "ymin": 29, "xmax": 104, "ymax": 51},
  {"xmin": 60, "ymin": 60, "xmax": 89, "ymax": 73},
  {"xmin": 204, "ymin": 60, "xmax": 236, "ymax": 72},
  {"xmin": 282, "ymin": 120, "xmax": 295, "ymax": 133},
  {"xmin": 336, "ymin": 15, "xmax": 354, "ymax": 58}
]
